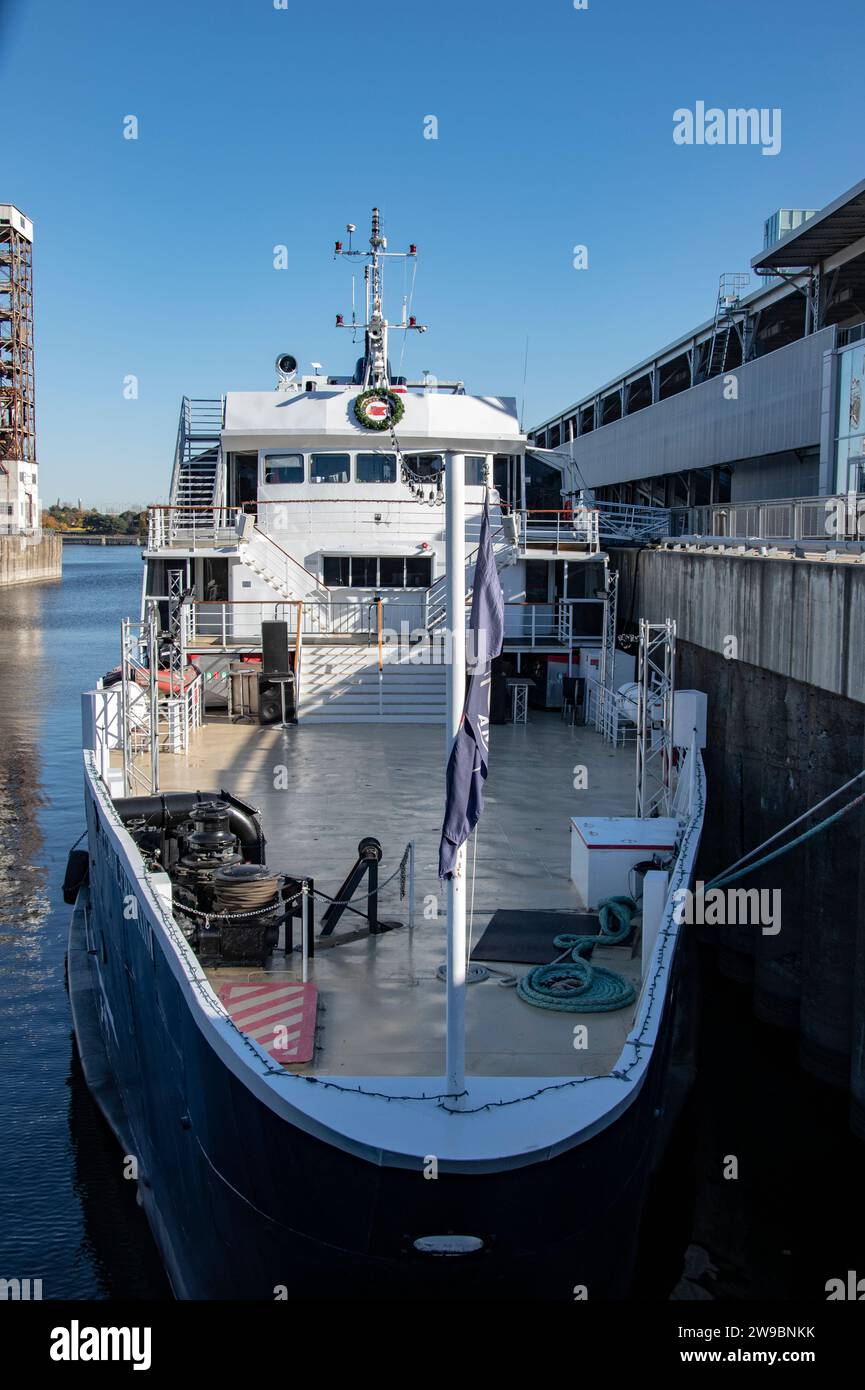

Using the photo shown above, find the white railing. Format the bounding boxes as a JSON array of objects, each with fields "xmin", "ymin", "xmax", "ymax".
[
  {"xmin": 516, "ymin": 507, "xmax": 600, "ymax": 554},
  {"xmin": 183, "ymin": 597, "xmax": 605, "ymax": 650},
  {"xmin": 670, "ymin": 491, "xmax": 865, "ymax": 544},
  {"xmin": 147, "ymin": 505, "xmax": 243, "ymax": 549},
  {"xmin": 161, "ymin": 672, "xmax": 204, "ymax": 753},
  {"xmin": 502, "ymin": 600, "xmax": 601, "ymax": 647},
  {"xmin": 584, "ymin": 675, "xmax": 639, "ymax": 744}
]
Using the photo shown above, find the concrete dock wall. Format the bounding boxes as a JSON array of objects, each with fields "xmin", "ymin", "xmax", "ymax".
[
  {"xmin": 0, "ymin": 532, "xmax": 62, "ymax": 586},
  {"xmin": 613, "ymin": 547, "xmax": 865, "ymax": 704},
  {"xmin": 612, "ymin": 546, "xmax": 865, "ymax": 1135}
]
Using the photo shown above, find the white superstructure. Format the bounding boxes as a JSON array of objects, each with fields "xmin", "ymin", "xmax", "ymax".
[{"xmin": 143, "ymin": 211, "xmax": 604, "ymax": 723}]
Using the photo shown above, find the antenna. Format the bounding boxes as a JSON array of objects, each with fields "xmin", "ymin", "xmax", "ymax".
[{"xmin": 334, "ymin": 208, "xmax": 426, "ymax": 389}]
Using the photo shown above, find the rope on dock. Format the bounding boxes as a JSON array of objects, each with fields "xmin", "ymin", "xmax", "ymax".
[{"xmin": 516, "ymin": 896, "xmax": 638, "ymax": 1013}]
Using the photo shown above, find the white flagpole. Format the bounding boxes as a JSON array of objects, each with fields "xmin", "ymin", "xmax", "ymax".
[{"xmin": 445, "ymin": 450, "xmax": 467, "ymax": 1099}]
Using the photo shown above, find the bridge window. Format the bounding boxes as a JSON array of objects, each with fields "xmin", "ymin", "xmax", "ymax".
[
  {"xmin": 311, "ymin": 452, "xmax": 350, "ymax": 484},
  {"xmin": 465, "ymin": 455, "xmax": 486, "ymax": 485},
  {"xmin": 322, "ymin": 555, "xmax": 433, "ymax": 588},
  {"xmin": 357, "ymin": 452, "xmax": 397, "ymax": 483},
  {"xmin": 263, "ymin": 453, "xmax": 304, "ymax": 484},
  {"xmin": 403, "ymin": 453, "xmax": 444, "ymax": 481}
]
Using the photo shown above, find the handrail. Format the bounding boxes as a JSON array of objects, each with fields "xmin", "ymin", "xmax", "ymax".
[
  {"xmin": 670, "ymin": 491, "xmax": 865, "ymax": 543},
  {"xmin": 376, "ymin": 598, "xmax": 383, "ymax": 673},
  {"xmin": 250, "ymin": 523, "xmax": 331, "ymax": 593}
]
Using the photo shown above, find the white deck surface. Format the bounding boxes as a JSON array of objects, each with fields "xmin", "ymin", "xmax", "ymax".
[{"xmin": 155, "ymin": 713, "xmax": 641, "ymax": 1077}]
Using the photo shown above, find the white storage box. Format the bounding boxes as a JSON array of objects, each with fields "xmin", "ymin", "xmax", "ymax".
[{"xmin": 570, "ymin": 816, "xmax": 680, "ymax": 908}]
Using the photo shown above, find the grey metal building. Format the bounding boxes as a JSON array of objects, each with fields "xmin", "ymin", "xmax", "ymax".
[{"xmin": 530, "ymin": 177, "xmax": 865, "ymax": 513}]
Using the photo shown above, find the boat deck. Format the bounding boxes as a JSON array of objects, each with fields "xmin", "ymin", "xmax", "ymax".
[{"xmin": 154, "ymin": 714, "xmax": 642, "ymax": 1078}]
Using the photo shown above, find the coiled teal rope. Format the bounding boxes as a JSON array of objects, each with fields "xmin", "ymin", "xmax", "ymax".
[{"xmin": 516, "ymin": 896, "xmax": 638, "ymax": 1012}]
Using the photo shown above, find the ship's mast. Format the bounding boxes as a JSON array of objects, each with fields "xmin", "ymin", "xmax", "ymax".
[{"xmin": 334, "ymin": 208, "xmax": 426, "ymax": 388}]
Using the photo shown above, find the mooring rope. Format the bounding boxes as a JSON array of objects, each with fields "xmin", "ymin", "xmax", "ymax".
[{"xmin": 516, "ymin": 896, "xmax": 638, "ymax": 1012}]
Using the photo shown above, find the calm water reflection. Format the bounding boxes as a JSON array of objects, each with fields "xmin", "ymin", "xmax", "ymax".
[{"xmin": 0, "ymin": 547, "xmax": 168, "ymax": 1298}]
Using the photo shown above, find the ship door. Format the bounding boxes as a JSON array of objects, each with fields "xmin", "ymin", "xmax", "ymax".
[
  {"xmin": 198, "ymin": 557, "xmax": 229, "ymax": 602},
  {"xmin": 229, "ymin": 452, "xmax": 258, "ymax": 516}
]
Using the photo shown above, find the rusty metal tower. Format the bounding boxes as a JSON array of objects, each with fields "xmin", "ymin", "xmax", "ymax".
[{"xmin": 0, "ymin": 205, "xmax": 36, "ymax": 529}]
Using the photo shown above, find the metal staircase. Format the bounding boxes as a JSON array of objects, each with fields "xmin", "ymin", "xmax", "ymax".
[
  {"xmin": 299, "ymin": 646, "xmax": 447, "ymax": 723},
  {"xmin": 425, "ymin": 521, "xmax": 516, "ymax": 630},
  {"xmin": 169, "ymin": 397, "xmax": 224, "ymax": 528},
  {"xmin": 237, "ymin": 518, "xmax": 330, "ymax": 602}
]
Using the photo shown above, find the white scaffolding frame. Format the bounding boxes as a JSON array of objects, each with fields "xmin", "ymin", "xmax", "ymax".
[
  {"xmin": 120, "ymin": 603, "xmax": 160, "ymax": 796},
  {"xmin": 594, "ymin": 569, "xmax": 619, "ymax": 737},
  {"xmin": 635, "ymin": 618, "xmax": 676, "ymax": 819}
]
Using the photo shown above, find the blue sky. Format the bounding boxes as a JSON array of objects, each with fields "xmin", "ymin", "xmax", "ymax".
[{"xmin": 2, "ymin": 0, "xmax": 863, "ymax": 508}]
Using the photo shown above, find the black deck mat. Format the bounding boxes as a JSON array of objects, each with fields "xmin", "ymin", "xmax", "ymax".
[{"xmin": 470, "ymin": 908, "xmax": 600, "ymax": 965}]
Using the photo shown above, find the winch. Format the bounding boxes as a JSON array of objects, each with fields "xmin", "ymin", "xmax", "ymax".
[
  {"xmin": 172, "ymin": 800, "xmax": 244, "ymax": 914},
  {"xmin": 170, "ymin": 800, "xmax": 281, "ymax": 965}
]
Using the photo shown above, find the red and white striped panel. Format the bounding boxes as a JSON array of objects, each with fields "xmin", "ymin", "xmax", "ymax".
[{"xmin": 218, "ymin": 981, "xmax": 318, "ymax": 1065}]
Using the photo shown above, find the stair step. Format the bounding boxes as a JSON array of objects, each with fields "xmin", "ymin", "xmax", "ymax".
[{"xmin": 301, "ymin": 714, "xmax": 446, "ymax": 724}]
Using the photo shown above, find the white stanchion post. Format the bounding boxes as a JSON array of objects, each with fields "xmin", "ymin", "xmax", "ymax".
[
  {"xmin": 445, "ymin": 451, "xmax": 466, "ymax": 1100},
  {"xmin": 301, "ymin": 880, "xmax": 310, "ymax": 984}
]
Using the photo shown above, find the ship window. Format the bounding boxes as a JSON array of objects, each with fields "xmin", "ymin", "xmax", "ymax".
[
  {"xmin": 403, "ymin": 453, "xmax": 443, "ymax": 481},
  {"xmin": 264, "ymin": 453, "xmax": 304, "ymax": 485},
  {"xmin": 379, "ymin": 556, "xmax": 405, "ymax": 586},
  {"xmin": 311, "ymin": 453, "xmax": 350, "ymax": 484},
  {"xmin": 323, "ymin": 556, "xmax": 350, "ymax": 585},
  {"xmin": 350, "ymin": 555, "xmax": 377, "ymax": 586},
  {"xmin": 357, "ymin": 452, "xmax": 397, "ymax": 483},
  {"xmin": 404, "ymin": 555, "xmax": 432, "ymax": 587},
  {"xmin": 320, "ymin": 555, "xmax": 433, "ymax": 587},
  {"xmin": 465, "ymin": 455, "xmax": 486, "ymax": 485}
]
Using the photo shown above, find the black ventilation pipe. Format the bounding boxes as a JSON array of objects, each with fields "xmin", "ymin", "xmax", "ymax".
[{"xmin": 113, "ymin": 791, "xmax": 266, "ymax": 864}]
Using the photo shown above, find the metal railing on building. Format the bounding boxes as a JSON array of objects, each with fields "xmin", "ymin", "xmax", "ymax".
[{"xmin": 670, "ymin": 491, "xmax": 865, "ymax": 544}]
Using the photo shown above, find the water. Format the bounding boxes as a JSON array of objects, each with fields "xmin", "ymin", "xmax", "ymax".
[
  {"xmin": 0, "ymin": 547, "xmax": 861, "ymax": 1301},
  {"xmin": 0, "ymin": 547, "xmax": 169, "ymax": 1298}
]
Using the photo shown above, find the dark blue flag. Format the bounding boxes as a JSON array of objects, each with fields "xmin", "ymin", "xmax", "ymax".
[{"xmin": 438, "ymin": 497, "xmax": 504, "ymax": 878}]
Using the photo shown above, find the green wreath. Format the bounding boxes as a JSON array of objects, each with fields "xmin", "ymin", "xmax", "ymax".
[{"xmin": 353, "ymin": 388, "xmax": 405, "ymax": 431}]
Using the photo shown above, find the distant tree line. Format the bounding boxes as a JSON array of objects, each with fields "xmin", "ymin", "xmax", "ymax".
[{"xmin": 42, "ymin": 504, "xmax": 147, "ymax": 536}]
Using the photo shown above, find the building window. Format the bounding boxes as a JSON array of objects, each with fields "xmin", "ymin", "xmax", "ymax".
[
  {"xmin": 263, "ymin": 453, "xmax": 304, "ymax": 485},
  {"xmin": 356, "ymin": 452, "xmax": 397, "ymax": 483},
  {"xmin": 321, "ymin": 555, "xmax": 433, "ymax": 588},
  {"xmin": 311, "ymin": 453, "xmax": 350, "ymax": 484},
  {"xmin": 835, "ymin": 343, "xmax": 865, "ymax": 492}
]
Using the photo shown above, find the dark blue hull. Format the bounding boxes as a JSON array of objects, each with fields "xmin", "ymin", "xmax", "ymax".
[{"xmin": 71, "ymin": 779, "xmax": 695, "ymax": 1302}]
